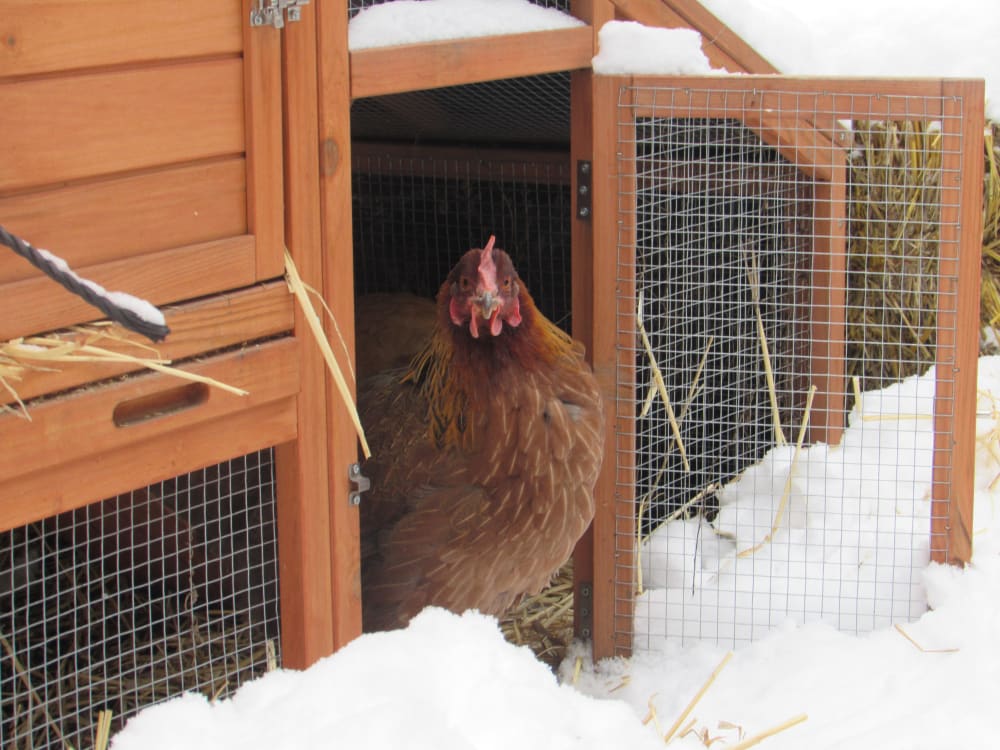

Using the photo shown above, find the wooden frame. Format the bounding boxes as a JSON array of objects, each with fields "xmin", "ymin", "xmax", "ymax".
[
  {"xmin": 589, "ymin": 74, "xmax": 984, "ymax": 658},
  {"xmin": 0, "ymin": 0, "xmax": 347, "ymax": 680}
]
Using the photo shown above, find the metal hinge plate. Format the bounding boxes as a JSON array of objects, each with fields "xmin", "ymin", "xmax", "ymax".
[
  {"xmin": 576, "ymin": 160, "xmax": 592, "ymax": 220},
  {"xmin": 348, "ymin": 463, "xmax": 370, "ymax": 506},
  {"xmin": 250, "ymin": 0, "xmax": 309, "ymax": 29}
]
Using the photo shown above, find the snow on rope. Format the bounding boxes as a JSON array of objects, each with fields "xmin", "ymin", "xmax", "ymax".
[{"xmin": 0, "ymin": 224, "xmax": 170, "ymax": 343}]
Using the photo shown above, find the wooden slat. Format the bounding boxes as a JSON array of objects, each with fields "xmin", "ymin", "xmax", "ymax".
[
  {"xmin": 317, "ymin": 0, "xmax": 364, "ymax": 650},
  {"xmin": 808, "ymin": 155, "xmax": 848, "ymax": 446},
  {"xmin": 350, "ymin": 26, "xmax": 594, "ymax": 99},
  {"xmin": 0, "ymin": 159, "xmax": 248, "ymax": 285},
  {"xmin": 932, "ymin": 79, "xmax": 984, "ymax": 566},
  {"xmin": 0, "ymin": 235, "xmax": 258, "ymax": 341},
  {"xmin": 0, "ymin": 58, "xmax": 245, "ymax": 193},
  {"xmin": 0, "ymin": 0, "xmax": 242, "ymax": 78},
  {"xmin": 568, "ymin": 0, "xmax": 611, "ymax": 644},
  {"xmin": 0, "ymin": 338, "xmax": 299, "ymax": 498},
  {"xmin": 0, "ymin": 397, "xmax": 297, "ymax": 532},
  {"xmin": 628, "ymin": 75, "xmax": 949, "ymax": 120},
  {"xmin": 660, "ymin": 0, "xmax": 777, "ymax": 73},
  {"xmin": 6, "ymin": 282, "xmax": 293, "ymax": 404},
  {"xmin": 275, "ymin": 1, "xmax": 338, "ymax": 667},
  {"xmin": 242, "ymin": 0, "xmax": 285, "ymax": 280},
  {"xmin": 590, "ymin": 74, "xmax": 633, "ymax": 660}
]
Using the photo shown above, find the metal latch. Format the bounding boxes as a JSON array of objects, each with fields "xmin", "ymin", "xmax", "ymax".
[
  {"xmin": 348, "ymin": 463, "xmax": 370, "ymax": 506},
  {"xmin": 576, "ymin": 160, "xmax": 592, "ymax": 220},
  {"xmin": 250, "ymin": 0, "xmax": 309, "ymax": 29}
]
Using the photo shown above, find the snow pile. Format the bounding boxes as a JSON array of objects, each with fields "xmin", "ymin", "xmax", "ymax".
[
  {"xmin": 111, "ymin": 608, "xmax": 661, "ymax": 750},
  {"xmin": 349, "ymin": 0, "xmax": 584, "ymax": 51},
  {"xmin": 636, "ymin": 368, "xmax": 937, "ymax": 644},
  {"xmin": 592, "ymin": 22, "xmax": 722, "ymax": 76}
]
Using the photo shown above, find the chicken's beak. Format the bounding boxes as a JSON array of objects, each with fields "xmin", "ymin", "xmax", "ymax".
[{"xmin": 475, "ymin": 289, "xmax": 500, "ymax": 319}]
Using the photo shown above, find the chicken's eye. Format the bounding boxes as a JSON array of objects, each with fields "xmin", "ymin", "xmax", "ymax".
[
  {"xmin": 459, "ymin": 277, "xmax": 472, "ymax": 291},
  {"xmin": 502, "ymin": 277, "xmax": 512, "ymax": 290}
]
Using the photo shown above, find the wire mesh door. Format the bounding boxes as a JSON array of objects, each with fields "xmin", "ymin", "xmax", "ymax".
[
  {"xmin": 0, "ymin": 450, "xmax": 281, "ymax": 748},
  {"xmin": 600, "ymin": 77, "xmax": 983, "ymax": 655}
]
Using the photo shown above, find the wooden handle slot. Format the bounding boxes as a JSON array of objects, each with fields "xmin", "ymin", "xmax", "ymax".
[{"xmin": 113, "ymin": 382, "xmax": 209, "ymax": 427}]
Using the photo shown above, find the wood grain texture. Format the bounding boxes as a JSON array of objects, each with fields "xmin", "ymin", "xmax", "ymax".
[
  {"xmin": 0, "ymin": 338, "xmax": 299, "ymax": 498},
  {"xmin": 933, "ymin": 79, "xmax": 985, "ymax": 566},
  {"xmin": 318, "ymin": 0, "xmax": 364, "ymax": 650},
  {"xmin": 275, "ymin": 1, "xmax": 338, "ymax": 667},
  {"xmin": 242, "ymin": 0, "xmax": 285, "ymax": 280},
  {"xmin": 350, "ymin": 26, "xmax": 593, "ymax": 99},
  {"xmin": 0, "ymin": 235, "xmax": 258, "ymax": 341},
  {"xmin": 589, "ymin": 74, "xmax": 631, "ymax": 660},
  {"xmin": 0, "ymin": 0, "xmax": 242, "ymax": 77},
  {"xmin": 6, "ymin": 282, "xmax": 293, "ymax": 404},
  {"xmin": 0, "ymin": 57, "xmax": 245, "ymax": 192},
  {"xmin": 0, "ymin": 159, "xmax": 248, "ymax": 285},
  {"xmin": 0, "ymin": 396, "xmax": 297, "ymax": 532}
]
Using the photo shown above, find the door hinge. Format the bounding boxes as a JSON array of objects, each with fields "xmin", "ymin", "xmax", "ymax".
[
  {"xmin": 250, "ymin": 0, "xmax": 309, "ymax": 29},
  {"xmin": 576, "ymin": 160, "xmax": 592, "ymax": 220},
  {"xmin": 348, "ymin": 463, "xmax": 370, "ymax": 506}
]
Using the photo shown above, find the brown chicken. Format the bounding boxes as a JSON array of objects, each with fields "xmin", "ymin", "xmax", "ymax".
[{"xmin": 359, "ymin": 237, "xmax": 605, "ymax": 632}]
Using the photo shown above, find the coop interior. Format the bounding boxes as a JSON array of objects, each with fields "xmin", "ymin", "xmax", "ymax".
[{"xmin": 613, "ymin": 82, "xmax": 973, "ymax": 652}]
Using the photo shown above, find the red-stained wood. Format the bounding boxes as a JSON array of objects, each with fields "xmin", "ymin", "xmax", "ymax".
[
  {"xmin": 589, "ymin": 74, "xmax": 635, "ymax": 660},
  {"xmin": 0, "ymin": 338, "xmax": 299, "ymax": 524},
  {"xmin": 242, "ymin": 0, "xmax": 285, "ymax": 280},
  {"xmin": 0, "ymin": 0, "xmax": 242, "ymax": 77},
  {"xmin": 0, "ymin": 235, "xmax": 258, "ymax": 341},
  {"xmin": 0, "ymin": 159, "xmax": 248, "ymax": 285},
  {"xmin": 569, "ymin": 0, "xmax": 613, "ymax": 645},
  {"xmin": 0, "ymin": 396, "xmax": 297, "ymax": 532},
  {"xmin": 0, "ymin": 58, "xmax": 246, "ymax": 193},
  {"xmin": 932, "ymin": 79, "xmax": 984, "ymax": 566},
  {"xmin": 273, "ymin": 3, "xmax": 337, "ymax": 668},
  {"xmin": 350, "ymin": 26, "xmax": 594, "ymax": 99},
  {"xmin": 808, "ymin": 149, "xmax": 849, "ymax": 446},
  {"xmin": 6, "ymin": 282, "xmax": 293, "ymax": 405},
  {"xmin": 316, "ymin": 0, "xmax": 364, "ymax": 648}
]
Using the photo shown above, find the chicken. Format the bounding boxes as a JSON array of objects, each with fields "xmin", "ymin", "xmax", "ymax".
[
  {"xmin": 354, "ymin": 292, "xmax": 437, "ymax": 382},
  {"xmin": 359, "ymin": 236, "xmax": 605, "ymax": 632}
]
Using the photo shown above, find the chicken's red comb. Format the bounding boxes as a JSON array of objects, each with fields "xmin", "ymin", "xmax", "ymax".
[{"xmin": 478, "ymin": 235, "xmax": 497, "ymax": 282}]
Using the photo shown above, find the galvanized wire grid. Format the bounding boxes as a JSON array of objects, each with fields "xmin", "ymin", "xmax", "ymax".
[
  {"xmin": 351, "ymin": 72, "xmax": 572, "ymax": 146},
  {"xmin": 615, "ymin": 86, "xmax": 964, "ymax": 650},
  {"xmin": 0, "ymin": 449, "xmax": 281, "ymax": 749},
  {"xmin": 352, "ymin": 149, "xmax": 573, "ymax": 329}
]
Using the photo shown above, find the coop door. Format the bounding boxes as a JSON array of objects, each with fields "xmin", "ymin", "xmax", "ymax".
[
  {"xmin": 595, "ymin": 75, "xmax": 983, "ymax": 653},
  {"xmin": 0, "ymin": 2, "xmax": 285, "ymax": 340}
]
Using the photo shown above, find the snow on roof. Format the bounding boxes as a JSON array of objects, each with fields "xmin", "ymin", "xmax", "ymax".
[
  {"xmin": 592, "ymin": 22, "xmax": 723, "ymax": 76},
  {"xmin": 349, "ymin": 0, "xmax": 584, "ymax": 51}
]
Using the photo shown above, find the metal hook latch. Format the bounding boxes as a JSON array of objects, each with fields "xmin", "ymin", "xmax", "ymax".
[{"xmin": 348, "ymin": 463, "xmax": 370, "ymax": 506}]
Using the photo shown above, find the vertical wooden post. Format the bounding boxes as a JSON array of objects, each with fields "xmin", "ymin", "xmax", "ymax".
[
  {"xmin": 316, "ymin": 0, "xmax": 364, "ymax": 647},
  {"xmin": 273, "ymin": 3, "xmax": 336, "ymax": 668},
  {"xmin": 569, "ymin": 0, "xmax": 615, "ymax": 645},
  {"xmin": 589, "ymin": 73, "xmax": 636, "ymax": 659},
  {"xmin": 808, "ymin": 140, "xmax": 848, "ymax": 445},
  {"xmin": 933, "ymin": 80, "xmax": 984, "ymax": 566}
]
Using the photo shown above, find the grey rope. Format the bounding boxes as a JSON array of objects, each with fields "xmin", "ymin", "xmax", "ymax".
[{"xmin": 0, "ymin": 224, "xmax": 170, "ymax": 342}]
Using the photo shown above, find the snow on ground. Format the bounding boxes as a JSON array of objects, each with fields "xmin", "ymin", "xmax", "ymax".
[
  {"xmin": 111, "ymin": 2, "xmax": 1000, "ymax": 747},
  {"xmin": 112, "ymin": 358, "xmax": 1000, "ymax": 749}
]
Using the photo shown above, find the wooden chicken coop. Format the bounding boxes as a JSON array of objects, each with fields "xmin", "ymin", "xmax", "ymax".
[{"xmin": 0, "ymin": 0, "xmax": 985, "ymax": 745}]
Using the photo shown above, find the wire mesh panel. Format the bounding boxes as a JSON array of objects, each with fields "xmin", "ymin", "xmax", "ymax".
[
  {"xmin": 610, "ymin": 80, "xmax": 980, "ymax": 652},
  {"xmin": 353, "ymin": 145, "xmax": 573, "ymax": 330},
  {"xmin": 0, "ymin": 450, "xmax": 281, "ymax": 748}
]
